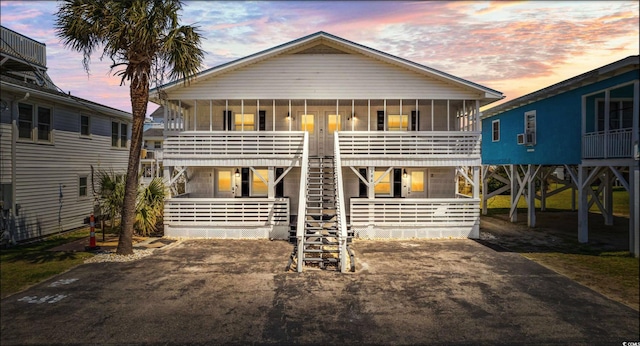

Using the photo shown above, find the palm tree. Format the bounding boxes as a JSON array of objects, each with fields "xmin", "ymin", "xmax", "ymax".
[{"xmin": 55, "ymin": 0, "xmax": 204, "ymax": 255}]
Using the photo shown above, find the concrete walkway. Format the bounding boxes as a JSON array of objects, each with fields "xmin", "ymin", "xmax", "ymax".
[{"xmin": 1, "ymin": 239, "xmax": 638, "ymax": 345}]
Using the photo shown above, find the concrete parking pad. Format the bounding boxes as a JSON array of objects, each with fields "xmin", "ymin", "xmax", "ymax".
[{"xmin": 1, "ymin": 239, "xmax": 638, "ymax": 345}]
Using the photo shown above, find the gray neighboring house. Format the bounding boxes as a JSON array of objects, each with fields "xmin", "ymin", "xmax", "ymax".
[{"xmin": 0, "ymin": 25, "xmax": 132, "ymax": 243}]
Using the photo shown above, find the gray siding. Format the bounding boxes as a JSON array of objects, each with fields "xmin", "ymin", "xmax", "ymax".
[
  {"xmin": 12, "ymin": 129, "xmax": 129, "ymax": 240},
  {"xmin": 168, "ymin": 54, "xmax": 482, "ymax": 100}
]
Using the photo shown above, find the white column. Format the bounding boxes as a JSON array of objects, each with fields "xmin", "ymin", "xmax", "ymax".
[
  {"xmin": 447, "ymin": 100, "xmax": 450, "ymax": 131},
  {"xmin": 578, "ymin": 165, "xmax": 589, "ymax": 243},
  {"xmin": 631, "ymin": 163, "xmax": 639, "ymax": 257},
  {"xmin": 257, "ymin": 99, "xmax": 260, "ymax": 131},
  {"xmin": 267, "ymin": 167, "xmax": 275, "ymax": 199},
  {"xmin": 163, "ymin": 100, "xmax": 168, "ymax": 132},
  {"xmin": 288, "ymin": 100, "xmax": 291, "ymax": 132},
  {"xmin": 367, "ymin": 99, "xmax": 371, "ymax": 131},
  {"xmin": 510, "ymin": 164, "xmax": 518, "ymax": 222},
  {"xmin": 473, "ymin": 166, "xmax": 480, "ymax": 199},
  {"xmin": 527, "ymin": 165, "xmax": 536, "ymax": 227},
  {"xmin": 431, "ymin": 100, "xmax": 434, "ymax": 131},
  {"xmin": 209, "ymin": 100, "xmax": 212, "ymax": 131},
  {"xmin": 241, "ymin": 99, "xmax": 244, "ymax": 131},
  {"xmin": 193, "ymin": 99, "xmax": 197, "ymax": 131},
  {"xmin": 368, "ymin": 167, "xmax": 375, "ymax": 199},
  {"xmin": 604, "ymin": 168, "xmax": 613, "ymax": 226},
  {"xmin": 400, "ymin": 99, "xmax": 403, "ymax": 131},
  {"xmin": 352, "ymin": 99, "xmax": 355, "ymax": 131},
  {"xmin": 482, "ymin": 166, "xmax": 488, "ymax": 215},
  {"xmin": 604, "ymin": 90, "xmax": 610, "ymax": 158},
  {"xmin": 272, "ymin": 100, "xmax": 276, "ymax": 131}
]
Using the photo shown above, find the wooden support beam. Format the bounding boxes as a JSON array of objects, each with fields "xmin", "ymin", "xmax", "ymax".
[{"xmin": 350, "ymin": 166, "xmax": 370, "ymax": 187}]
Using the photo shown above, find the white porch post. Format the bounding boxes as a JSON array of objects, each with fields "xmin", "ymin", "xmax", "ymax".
[
  {"xmin": 352, "ymin": 99, "xmax": 355, "ymax": 131},
  {"xmin": 473, "ymin": 166, "xmax": 480, "ymax": 199},
  {"xmin": 603, "ymin": 168, "xmax": 613, "ymax": 226},
  {"xmin": 527, "ymin": 164, "xmax": 536, "ymax": 228},
  {"xmin": 510, "ymin": 164, "xmax": 518, "ymax": 222},
  {"xmin": 193, "ymin": 99, "xmax": 197, "ymax": 131},
  {"xmin": 209, "ymin": 100, "xmax": 212, "ymax": 131},
  {"xmin": 540, "ymin": 170, "xmax": 547, "ymax": 212},
  {"xmin": 367, "ymin": 99, "xmax": 371, "ymax": 131},
  {"xmin": 447, "ymin": 100, "xmax": 450, "ymax": 131},
  {"xmin": 604, "ymin": 90, "xmax": 610, "ymax": 158},
  {"xmin": 578, "ymin": 165, "xmax": 589, "ymax": 243},
  {"xmin": 272, "ymin": 100, "xmax": 276, "ymax": 131},
  {"xmin": 368, "ymin": 167, "xmax": 375, "ymax": 199},
  {"xmin": 431, "ymin": 100, "xmax": 434, "ymax": 131},
  {"xmin": 481, "ymin": 166, "xmax": 488, "ymax": 215},
  {"xmin": 632, "ymin": 163, "xmax": 639, "ymax": 257},
  {"xmin": 267, "ymin": 167, "xmax": 275, "ymax": 199},
  {"xmin": 288, "ymin": 100, "xmax": 291, "ymax": 132},
  {"xmin": 632, "ymin": 80, "xmax": 639, "ymax": 257}
]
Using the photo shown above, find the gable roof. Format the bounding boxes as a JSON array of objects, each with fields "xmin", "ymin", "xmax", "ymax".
[
  {"xmin": 150, "ymin": 31, "xmax": 502, "ymax": 102},
  {"xmin": 482, "ymin": 55, "xmax": 640, "ymax": 119}
]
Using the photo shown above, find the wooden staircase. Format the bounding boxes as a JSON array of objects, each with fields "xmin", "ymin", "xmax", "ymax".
[{"xmin": 287, "ymin": 157, "xmax": 354, "ymax": 272}]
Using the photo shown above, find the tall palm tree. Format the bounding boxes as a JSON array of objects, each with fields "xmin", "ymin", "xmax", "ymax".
[{"xmin": 56, "ymin": 0, "xmax": 204, "ymax": 255}]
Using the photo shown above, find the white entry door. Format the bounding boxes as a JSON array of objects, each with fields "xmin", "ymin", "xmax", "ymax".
[
  {"xmin": 299, "ymin": 111, "xmax": 319, "ymax": 157},
  {"xmin": 324, "ymin": 111, "xmax": 343, "ymax": 157}
]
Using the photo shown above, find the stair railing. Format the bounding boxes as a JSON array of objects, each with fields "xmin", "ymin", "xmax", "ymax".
[
  {"xmin": 334, "ymin": 133, "xmax": 348, "ymax": 273},
  {"xmin": 296, "ymin": 132, "xmax": 310, "ymax": 272}
]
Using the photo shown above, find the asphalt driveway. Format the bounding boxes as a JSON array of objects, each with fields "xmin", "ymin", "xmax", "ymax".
[{"xmin": 1, "ymin": 238, "xmax": 638, "ymax": 345}]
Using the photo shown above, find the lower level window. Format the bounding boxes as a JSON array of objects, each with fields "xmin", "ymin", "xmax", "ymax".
[
  {"xmin": 79, "ymin": 176, "xmax": 88, "ymax": 197},
  {"xmin": 252, "ymin": 169, "xmax": 268, "ymax": 196}
]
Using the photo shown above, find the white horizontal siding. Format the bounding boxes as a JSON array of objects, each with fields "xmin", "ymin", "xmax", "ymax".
[
  {"xmin": 13, "ymin": 130, "xmax": 129, "ymax": 240},
  {"xmin": 169, "ymin": 54, "xmax": 482, "ymax": 100},
  {"xmin": 0, "ymin": 123, "xmax": 11, "ymax": 184}
]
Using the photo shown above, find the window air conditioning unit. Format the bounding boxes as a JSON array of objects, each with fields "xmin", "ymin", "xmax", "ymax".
[{"xmin": 517, "ymin": 132, "xmax": 536, "ymax": 146}]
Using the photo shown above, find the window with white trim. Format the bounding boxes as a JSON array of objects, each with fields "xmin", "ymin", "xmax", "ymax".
[
  {"xmin": 596, "ymin": 99, "xmax": 633, "ymax": 131},
  {"xmin": 18, "ymin": 103, "xmax": 52, "ymax": 142},
  {"xmin": 79, "ymin": 176, "xmax": 88, "ymax": 197},
  {"xmin": 374, "ymin": 169, "xmax": 391, "ymax": 196},
  {"xmin": 492, "ymin": 120, "xmax": 500, "ymax": 142},
  {"xmin": 524, "ymin": 110, "xmax": 536, "ymax": 144},
  {"xmin": 80, "ymin": 115, "xmax": 90, "ymax": 136},
  {"xmin": 112, "ymin": 121, "xmax": 128, "ymax": 148},
  {"xmin": 251, "ymin": 169, "xmax": 268, "ymax": 196}
]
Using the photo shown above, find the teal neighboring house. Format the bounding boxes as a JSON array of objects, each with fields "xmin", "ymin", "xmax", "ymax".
[{"xmin": 481, "ymin": 55, "xmax": 639, "ymax": 257}]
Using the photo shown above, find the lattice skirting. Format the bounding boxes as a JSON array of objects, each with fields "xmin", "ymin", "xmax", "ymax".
[
  {"xmin": 354, "ymin": 225, "xmax": 479, "ymax": 240},
  {"xmin": 165, "ymin": 225, "xmax": 289, "ymax": 240}
]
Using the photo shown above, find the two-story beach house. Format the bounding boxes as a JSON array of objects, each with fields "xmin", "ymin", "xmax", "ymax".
[
  {"xmin": 149, "ymin": 32, "xmax": 503, "ymax": 271},
  {"xmin": 0, "ymin": 25, "xmax": 132, "ymax": 243},
  {"xmin": 481, "ymin": 55, "xmax": 639, "ymax": 257}
]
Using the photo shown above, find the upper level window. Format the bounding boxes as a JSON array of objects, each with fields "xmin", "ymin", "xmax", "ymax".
[
  {"xmin": 18, "ymin": 103, "xmax": 33, "ymax": 139},
  {"xmin": 80, "ymin": 115, "xmax": 90, "ymax": 136},
  {"xmin": 596, "ymin": 99, "xmax": 633, "ymax": 131},
  {"xmin": 234, "ymin": 113, "xmax": 255, "ymax": 131},
  {"xmin": 388, "ymin": 114, "xmax": 408, "ymax": 131},
  {"xmin": 154, "ymin": 141, "xmax": 161, "ymax": 149},
  {"xmin": 112, "ymin": 121, "xmax": 128, "ymax": 148},
  {"xmin": 492, "ymin": 120, "xmax": 500, "ymax": 142},
  {"xmin": 524, "ymin": 110, "xmax": 536, "ymax": 145},
  {"xmin": 18, "ymin": 103, "xmax": 52, "ymax": 142}
]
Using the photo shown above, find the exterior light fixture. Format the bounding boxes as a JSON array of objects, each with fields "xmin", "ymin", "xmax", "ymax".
[
  {"xmin": 403, "ymin": 169, "xmax": 407, "ymax": 178},
  {"xmin": 235, "ymin": 168, "xmax": 240, "ymax": 177}
]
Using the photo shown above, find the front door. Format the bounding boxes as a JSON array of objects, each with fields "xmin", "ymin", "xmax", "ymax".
[
  {"xmin": 300, "ymin": 110, "xmax": 343, "ymax": 158},
  {"xmin": 299, "ymin": 111, "xmax": 319, "ymax": 157}
]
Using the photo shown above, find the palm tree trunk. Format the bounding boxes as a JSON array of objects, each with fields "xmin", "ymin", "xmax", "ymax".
[{"xmin": 117, "ymin": 72, "xmax": 149, "ymax": 255}]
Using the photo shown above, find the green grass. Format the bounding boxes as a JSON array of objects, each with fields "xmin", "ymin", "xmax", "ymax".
[
  {"xmin": 483, "ymin": 185, "xmax": 630, "ymax": 216},
  {"xmin": 0, "ymin": 228, "xmax": 94, "ymax": 298}
]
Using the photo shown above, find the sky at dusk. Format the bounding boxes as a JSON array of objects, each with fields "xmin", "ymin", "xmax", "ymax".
[{"xmin": 1, "ymin": 1, "xmax": 638, "ymax": 115}]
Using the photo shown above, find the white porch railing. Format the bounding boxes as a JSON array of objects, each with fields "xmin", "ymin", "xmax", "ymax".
[
  {"xmin": 163, "ymin": 131, "xmax": 306, "ymax": 159},
  {"xmin": 296, "ymin": 133, "xmax": 309, "ymax": 272},
  {"xmin": 337, "ymin": 131, "xmax": 481, "ymax": 158},
  {"xmin": 334, "ymin": 134, "xmax": 348, "ymax": 272},
  {"xmin": 583, "ymin": 128, "xmax": 633, "ymax": 159},
  {"xmin": 350, "ymin": 198, "xmax": 480, "ymax": 239},
  {"xmin": 164, "ymin": 197, "xmax": 290, "ymax": 239}
]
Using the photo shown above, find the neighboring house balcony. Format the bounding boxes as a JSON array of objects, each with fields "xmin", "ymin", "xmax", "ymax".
[{"xmin": 0, "ymin": 25, "xmax": 47, "ymax": 70}]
